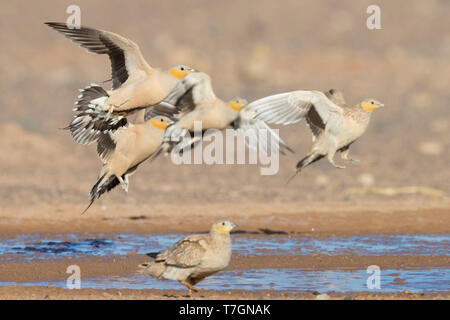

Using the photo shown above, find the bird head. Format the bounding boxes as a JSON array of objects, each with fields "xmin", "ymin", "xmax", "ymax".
[
  {"xmin": 149, "ymin": 116, "xmax": 172, "ymax": 130},
  {"xmin": 169, "ymin": 65, "xmax": 197, "ymax": 80},
  {"xmin": 212, "ymin": 221, "xmax": 237, "ymax": 234},
  {"xmin": 360, "ymin": 99, "xmax": 385, "ymax": 112},
  {"xmin": 228, "ymin": 97, "xmax": 248, "ymax": 112},
  {"xmin": 325, "ymin": 89, "xmax": 346, "ymax": 105}
]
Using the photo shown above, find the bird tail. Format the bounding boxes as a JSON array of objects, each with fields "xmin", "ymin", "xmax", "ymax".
[
  {"xmin": 286, "ymin": 153, "xmax": 324, "ymax": 184},
  {"xmin": 138, "ymin": 259, "xmax": 166, "ymax": 279},
  {"xmin": 65, "ymin": 84, "xmax": 127, "ymax": 145},
  {"xmin": 82, "ymin": 163, "xmax": 144, "ymax": 214},
  {"xmin": 286, "ymin": 170, "xmax": 300, "ymax": 185},
  {"xmin": 297, "ymin": 153, "xmax": 324, "ymax": 170},
  {"xmin": 82, "ymin": 172, "xmax": 120, "ymax": 214}
]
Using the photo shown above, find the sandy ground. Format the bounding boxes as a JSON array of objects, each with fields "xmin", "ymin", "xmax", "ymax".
[
  {"xmin": 0, "ymin": 0, "xmax": 449, "ymax": 300},
  {"xmin": 0, "ymin": 286, "xmax": 448, "ymax": 300},
  {"xmin": 0, "ymin": 203, "xmax": 448, "ymax": 236}
]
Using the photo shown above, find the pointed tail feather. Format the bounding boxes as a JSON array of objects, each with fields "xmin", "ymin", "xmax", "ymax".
[
  {"xmin": 82, "ymin": 173, "xmax": 120, "ymax": 214},
  {"xmin": 138, "ymin": 259, "xmax": 166, "ymax": 279},
  {"xmin": 286, "ymin": 170, "xmax": 300, "ymax": 185},
  {"xmin": 82, "ymin": 160, "xmax": 152, "ymax": 214},
  {"xmin": 286, "ymin": 154, "xmax": 325, "ymax": 185},
  {"xmin": 296, "ymin": 153, "xmax": 324, "ymax": 170}
]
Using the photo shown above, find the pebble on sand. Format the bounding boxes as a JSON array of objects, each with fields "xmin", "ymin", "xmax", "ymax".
[
  {"xmin": 315, "ymin": 175, "xmax": 330, "ymax": 187},
  {"xmin": 358, "ymin": 173, "xmax": 375, "ymax": 187},
  {"xmin": 419, "ymin": 141, "xmax": 443, "ymax": 155}
]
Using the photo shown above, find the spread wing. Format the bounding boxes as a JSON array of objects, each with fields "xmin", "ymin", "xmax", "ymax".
[
  {"xmin": 46, "ymin": 22, "xmax": 152, "ymax": 89},
  {"xmin": 156, "ymin": 235, "xmax": 208, "ymax": 268},
  {"xmin": 235, "ymin": 108, "xmax": 294, "ymax": 155},
  {"xmin": 244, "ymin": 92, "xmax": 310, "ymax": 125},
  {"xmin": 244, "ymin": 90, "xmax": 345, "ymax": 137},
  {"xmin": 144, "ymin": 72, "xmax": 212, "ymax": 121}
]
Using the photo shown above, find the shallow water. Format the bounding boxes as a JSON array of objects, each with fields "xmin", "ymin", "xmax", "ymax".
[
  {"xmin": 0, "ymin": 233, "xmax": 448, "ymax": 262},
  {"xmin": 1, "ymin": 268, "xmax": 448, "ymax": 293}
]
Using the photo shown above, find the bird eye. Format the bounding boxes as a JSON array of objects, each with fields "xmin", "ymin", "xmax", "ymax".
[
  {"xmin": 160, "ymin": 118, "xmax": 164, "ymax": 122},
  {"xmin": 371, "ymin": 101, "xmax": 374, "ymax": 104},
  {"xmin": 222, "ymin": 222, "xmax": 225, "ymax": 226},
  {"xmin": 180, "ymin": 67, "xmax": 184, "ymax": 71}
]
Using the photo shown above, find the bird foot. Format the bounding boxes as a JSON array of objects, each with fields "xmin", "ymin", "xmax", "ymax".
[
  {"xmin": 342, "ymin": 156, "xmax": 360, "ymax": 163},
  {"xmin": 120, "ymin": 182, "xmax": 129, "ymax": 193},
  {"xmin": 102, "ymin": 105, "xmax": 114, "ymax": 118},
  {"xmin": 180, "ymin": 281, "xmax": 199, "ymax": 296},
  {"xmin": 329, "ymin": 161, "xmax": 346, "ymax": 169},
  {"xmin": 188, "ymin": 286, "xmax": 199, "ymax": 296}
]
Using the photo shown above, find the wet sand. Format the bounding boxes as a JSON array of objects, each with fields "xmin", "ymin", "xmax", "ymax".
[
  {"xmin": 1, "ymin": 254, "xmax": 449, "ymax": 283},
  {"xmin": 0, "ymin": 203, "xmax": 448, "ymax": 237}
]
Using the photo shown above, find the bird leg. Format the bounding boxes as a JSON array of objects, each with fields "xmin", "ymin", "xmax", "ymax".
[
  {"xmin": 179, "ymin": 280, "xmax": 199, "ymax": 296},
  {"xmin": 102, "ymin": 104, "xmax": 114, "ymax": 118},
  {"xmin": 117, "ymin": 176, "xmax": 129, "ymax": 193},
  {"xmin": 327, "ymin": 150, "xmax": 346, "ymax": 169},
  {"xmin": 340, "ymin": 147, "xmax": 360, "ymax": 163},
  {"xmin": 103, "ymin": 99, "xmax": 129, "ymax": 116}
]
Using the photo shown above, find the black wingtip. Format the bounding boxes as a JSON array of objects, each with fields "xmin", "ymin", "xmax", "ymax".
[
  {"xmin": 44, "ymin": 22, "xmax": 62, "ymax": 27},
  {"xmin": 45, "ymin": 22, "xmax": 77, "ymax": 32}
]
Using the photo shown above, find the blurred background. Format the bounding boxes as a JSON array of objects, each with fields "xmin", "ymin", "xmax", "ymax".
[{"xmin": 0, "ymin": 0, "xmax": 449, "ymax": 209}]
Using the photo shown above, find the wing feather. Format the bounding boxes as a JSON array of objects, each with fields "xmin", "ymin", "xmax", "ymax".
[
  {"xmin": 236, "ymin": 108, "xmax": 294, "ymax": 155},
  {"xmin": 96, "ymin": 132, "xmax": 117, "ymax": 162},
  {"xmin": 245, "ymin": 90, "xmax": 344, "ymax": 136},
  {"xmin": 156, "ymin": 235, "xmax": 207, "ymax": 268},
  {"xmin": 46, "ymin": 22, "xmax": 151, "ymax": 89},
  {"xmin": 143, "ymin": 72, "xmax": 205, "ymax": 121}
]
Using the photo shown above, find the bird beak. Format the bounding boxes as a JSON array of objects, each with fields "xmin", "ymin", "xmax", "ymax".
[
  {"xmin": 231, "ymin": 223, "xmax": 238, "ymax": 229},
  {"xmin": 379, "ymin": 104, "xmax": 385, "ymax": 108}
]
